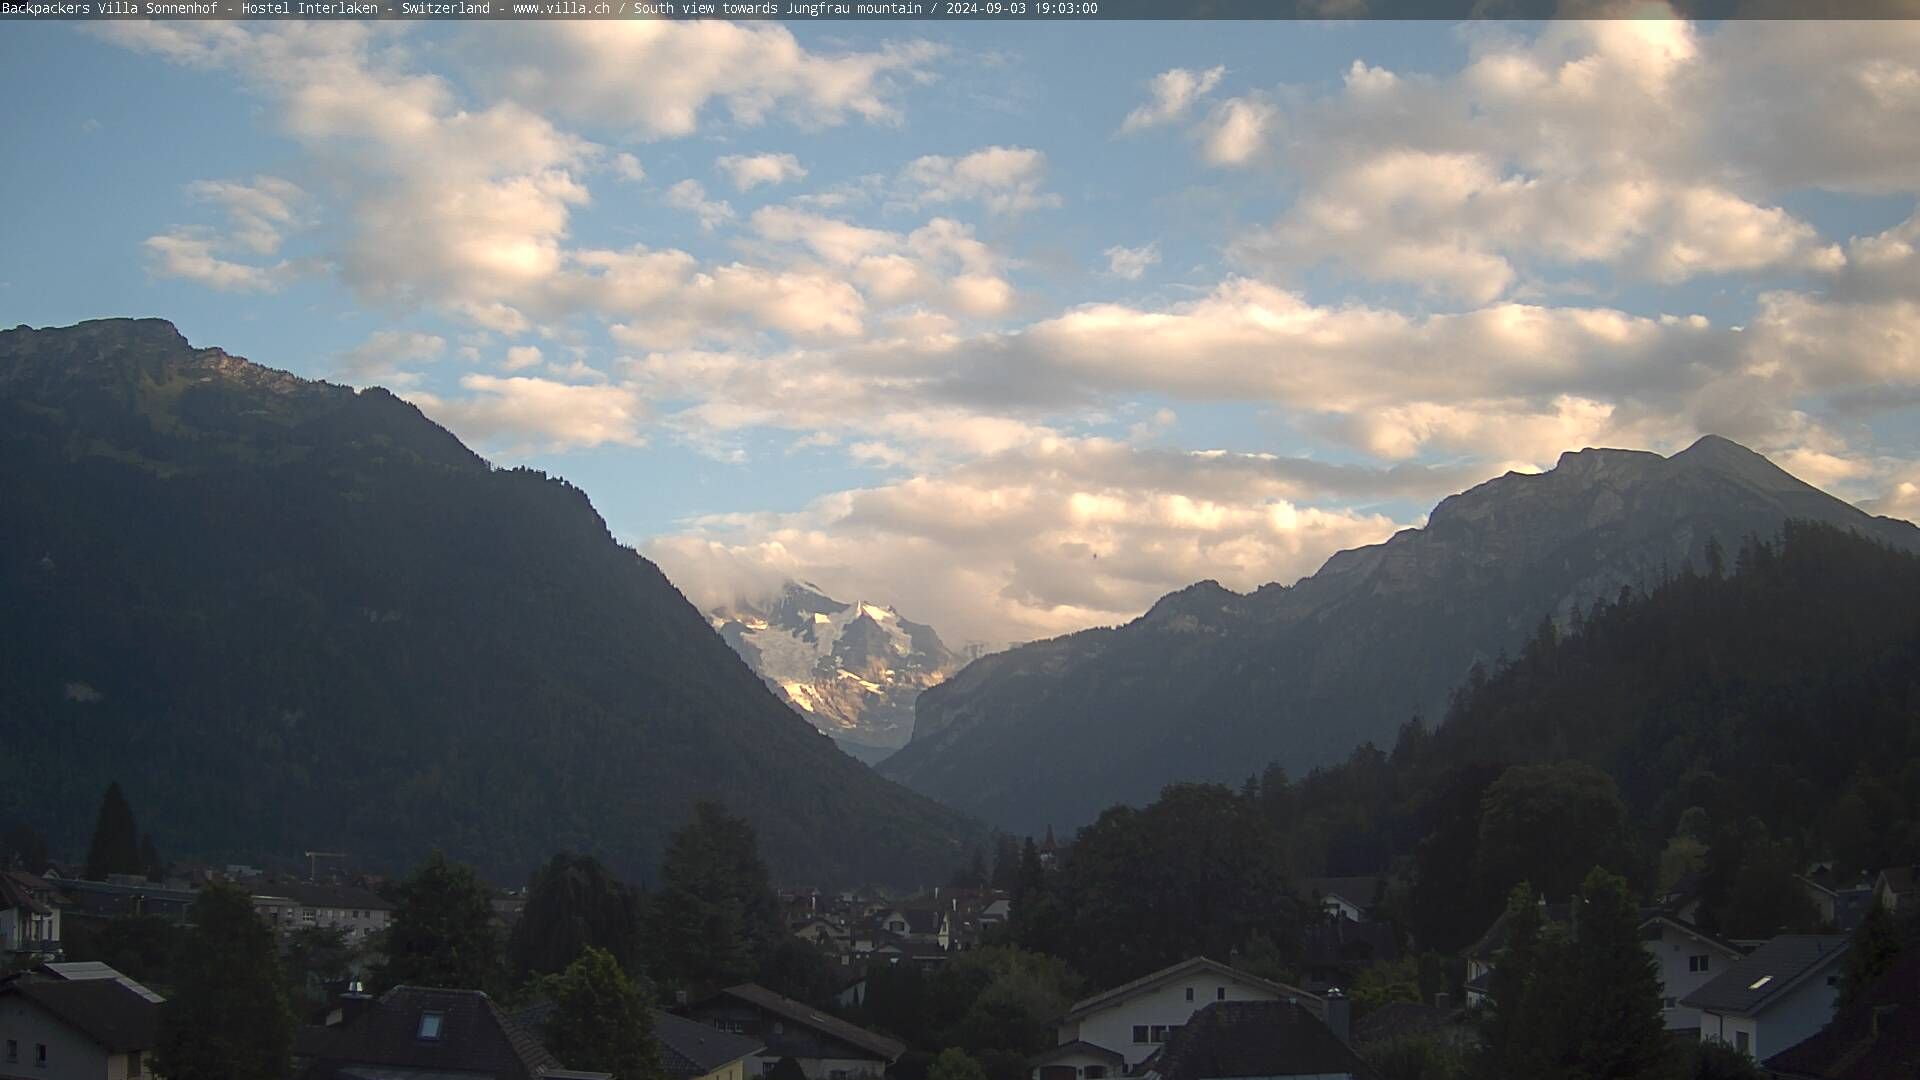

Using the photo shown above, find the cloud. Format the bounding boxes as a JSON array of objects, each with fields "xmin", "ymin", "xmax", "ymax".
[
  {"xmin": 716, "ymin": 152, "xmax": 808, "ymax": 191},
  {"xmin": 504, "ymin": 344, "xmax": 544, "ymax": 371},
  {"xmin": 143, "ymin": 230, "xmax": 284, "ymax": 293},
  {"xmin": 1120, "ymin": 65, "xmax": 1226, "ymax": 133},
  {"xmin": 747, "ymin": 206, "xmax": 1016, "ymax": 318},
  {"xmin": 648, "ymin": 436, "xmax": 1422, "ymax": 644},
  {"xmin": 664, "ymin": 179, "xmax": 736, "ymax": 231},
  {"xmin": 335, "ymin": 329, "xmax": 446, "ymax": 388},
  {"xmin": 902, "ymin": 146, "xmax": 1061, "ymax": 215},
  {"xmin": 611, "ymin": 152, "xmax": 647, "ymax": 182},
  {"xmin": 483, "ymin": 23, "xmax": 941, "ymax": 139},
  {"xmin": 1201, "ymin": 97, "xmax": 1275, "ymax": 167},
  {"xmin": 414, "ymin": 374, "xmax": 646, "ymax": 452},
  {"xmin": 142, "ymin": 174, "xmax": 311, "ymax": 292},
  {"xmin": 1103, "ymin": 242, "xmax": 1161, "ymax": 280}
]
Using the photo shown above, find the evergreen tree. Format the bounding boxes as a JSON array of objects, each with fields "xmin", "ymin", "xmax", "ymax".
[
  {"xmin": 510, "ymin": 852, "xmax": 647, "ymax": 979},
  {"xmin": 1838, "ymin": 902, "xmax": 1904, "ymax": 1008},
  {"xmin": 1562, "ymin": 868, "xmax": 1674, "ymax": 1080},
  {"xmin": 654, "ymin": 801, "xmax": 782, "ymax": 988},
  {"xmin": 153, "ymin": 882, "xmax": 294, "ymax": 1080},
  {"xmin": 1479, "ymin": 883, "xmax": 1542, "ymax": 1078},
  {"xmin": 927, "ymin": 1048, "xmax": 988, "ymax": 1080},
  {"xmin": 84, "ymin": 781, "xmax": 141, "ymax": 880},
  {"xmin": 541, "ymin": 946, "xmax": 664, "ymax": 1080},
  {"xmin": 375, "ymin": 851, "xmax": 501, "ymax": 994}
]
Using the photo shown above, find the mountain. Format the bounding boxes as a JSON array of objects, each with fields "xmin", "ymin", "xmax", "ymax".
[
  {"xmin": 880, "ymin": 436, "xmax": 1920, "ymax": 834},
  {"xmin": 710, "ymin": 582, "xmax": 974, "ymax": 764},
  {"xmin": 0, "ymin": 318, "xmax": 980, "ymax": 886}
]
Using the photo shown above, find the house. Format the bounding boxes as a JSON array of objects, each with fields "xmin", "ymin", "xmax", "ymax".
[
  {"xmin": 1679, "ymin": 934, "xmax": 1850, "ymax": 1060},
  {"xmin": 1638, "ymin": 914, "xmax": 1746, "ymax": 1032},
  {"xmin": 1796, "ymin": 873, "xmax": 1876, "ymax": 931},
  {"xmin": 1038, "ymin": 956, "xmax": 1343, "ymax": 1080},
  {"xmin": 1296, "ymin": 916, "xmax": 1398, "ymax": 990},
  {"xmin": 871, "ymin": 907, "xmax": 949, "ymax": 950},
  {"xmin": 40, "ymin": 879, "xmax": 193, "ymax": 922},
  {"xmin": 1130, "ymin": 1000, "xmax": 1370, "ymax": 1080},
  {"xmin": 251, "ymin": 882, "xmax": 395, "ymax": 943},
  {"xmin": 654, "ymin": 1009, "xmax": 764, "ymax": 1080},
  {"xmin": 25, "ymin": 965, "xmax": 163, "ymax": 1007},
  {"xmin": 1871, "ymin": 866, "xmax": 1916, "ymax": 914},
  {"xmin": 681, "ymin": 983, "xmax": 903, "ymax": 1080},
  {"xmin": 979, "ymin": 899, "xmax": 1013, "ymax": 926},
  {"xmin": 1299, "ymin": 878, "xmax": 1387, "ymax": 924},
  {"xmin": 1763, "ymin": 949, "xmax": 1920, "ymax": 1079},
  {"xmin": 298, "ymin": 985, "xmax": 602, "ymax": 1080},
  {"xmin": 0, "ymin": 874, "xmax": 61, "ymax": 963},
  {"xmin": 0, "ymin": 972, "xmax": 159, "ymax": 1080}
]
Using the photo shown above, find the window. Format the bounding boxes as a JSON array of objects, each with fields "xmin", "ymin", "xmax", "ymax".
[
  {"xmin": 129, "ymin": 1051, "xmax": 143, "ymax": 1078},
  {"xmin": 1734, "ymin": 1031, "xmax": 1750, "ymax": 1055},
  {"xmin": 6, "ymin": 1039, "xmax": 16, "ymax": 1062},
  {"xmin": 418, "ymin": 1012, "xmax": 445, "ymax": 1040},
  {"xmin": 37, "ymin": 1043, "xmax": 48, "ymax": 1068},
  {"xmin": 1085, "ymin": 1068, "xmax": 1107, "ymax": 1079},
  {"xmin": 1215, "ymin": 987, "xmax": 1226, "ymax": 1001},
  {"xmin": 1132, "ymin": 1026, "xmax": 1149, "ymax": 1044},
  {"xmin": 1748, "ymin": 975, "xmax": 1774, "ymax": 991},
  {"xmin": 1662, "ymin": 997, "xmax": 1676, "ymax": 1009},
  {"xmin": 1827, "ymin": 975, "xmax": 1840, "ymax": 987},
  {"xmin": 1688, "ymin": 955, "xmax": 1710, "ymax": 973},
  {"xmin": 1185, "ymin": 986, "xmax": 1194, "ymax": 1001},
  {"xmin": 1149, "ymin": 1025, "xmax": 1167, "ymax": 1043}
]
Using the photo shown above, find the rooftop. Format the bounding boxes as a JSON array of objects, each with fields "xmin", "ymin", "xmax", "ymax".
[{"xmin": 1679, "ymin": 935, "xmax": 1850, "ymax": 1018}]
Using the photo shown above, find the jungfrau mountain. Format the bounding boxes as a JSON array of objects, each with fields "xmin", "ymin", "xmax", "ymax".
[
  {"xmin": 711, "ymin": 582, "xmax": 975, "ymax": 764},
  {"xmin": 878, "ymin": 435, "xmax": 1920, "ymax": 835},
  {"xmin": 0, "ymin": 318, "xmax": 981, "ymax": 886}
]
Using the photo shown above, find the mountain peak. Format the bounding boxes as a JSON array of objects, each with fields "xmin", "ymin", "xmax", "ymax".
[{"xmin": 1668, "ymin": 433, "xmax": 1806, "ymax": 492}]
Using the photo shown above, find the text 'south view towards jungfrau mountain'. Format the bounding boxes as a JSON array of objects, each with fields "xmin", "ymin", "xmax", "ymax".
[{"xmin": 3, "ymin": 9, "xmax": 1920, "ymax": 1080}]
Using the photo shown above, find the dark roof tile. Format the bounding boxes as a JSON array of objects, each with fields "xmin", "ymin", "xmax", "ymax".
[
  {"xmin": 2, "ymin": 978, "xmax": 159, "ymax": 1053},
  {"xmin": 1152, "ymin": 1000, "xmax": 1370, "ymax": 1080}
]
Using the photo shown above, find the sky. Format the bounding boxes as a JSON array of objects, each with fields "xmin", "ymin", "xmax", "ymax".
[{"xmin": 2, "ymin": 17, "xmax": 1918, "ymax": 646}]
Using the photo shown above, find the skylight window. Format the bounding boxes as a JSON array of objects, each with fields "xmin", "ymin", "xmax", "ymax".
[
  {"xmin": 1747, "ymin": 975, "xmax": 1774, "ymax": 990},
  {"xmin": 418, "ymin": 1012, "xmax": 445, "ymax": 1040}
]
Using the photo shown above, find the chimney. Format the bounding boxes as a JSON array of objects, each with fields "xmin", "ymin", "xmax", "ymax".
[{"xmin": 1322, "ymin": 989, "xmax": 1351, "ymax": 1045}]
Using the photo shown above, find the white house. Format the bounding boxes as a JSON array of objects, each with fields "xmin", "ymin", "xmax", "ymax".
[
  {"xmin": 250, "ymin": 882, "xmax": 393, "ymax": 944},
  {"xmin": 1032, "ymin": 957, "xmax": 1344, "ymax": 1080},
  {"xmin": 0, "ymin": 873, "xmax": 61, "ymax": 963},
  {"xmin": 1639, "ymin": 915, "xmax": 1747, "ymax": 1031},
  {"xmin": 0, "ymin": 970, "xmax": 160, "ymax": 1080},
  {"xmin": 1679, "ymin": 935, "xmax": 1850, "ymax": 1061}
]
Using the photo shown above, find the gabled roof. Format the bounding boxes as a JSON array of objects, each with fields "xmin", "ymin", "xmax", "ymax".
[
  {"xmin": 1063, "ymin": 958, "xmax": 1318, "ymax": 1024},
  {"xmin": 653, "ymin": 1009, "xmax": 764, "ymax": 1077},
  {"xmin": 1638, "ymin": 913, "xmax": 1745, "ymax": 959},
  {"xmin": 1764, "ymin": 950, "xmax": 1920, "ymax": 1079},
  {"xmin": 1875, "ymin": 867, "xmax": 1917, "ymax": 897},
  {"xmin": 0, "ymin": 977, "xmax": 159, "ymax": 1053},
  {"xmin": 1150, "ymin": 1000, "xmax": 1370, "ymax": 1080},
  {"xmin": 37, "ymin": 961, "xmax": 167, "ymax": 1004},
  {"xmin": 1678, "ymin": 935, "xmax": 1850, "ymax": 1018},
  {"xmin": 1301, "ymin": 877, "xmax": 1387, "ymax": 911},
  {"xmin": 301, "ymin": 986, "xmax": 561, "ymax": 1080},
  {"xmin": 1028, "ymin": 1041, "xmax": 1126, "ymax": 1068},
  {"xmin": 710, "ymin": 984, "xmax": 905, "ymax": 1062},
  {"xmin": 0, "ymin": 870, "xmax": 55, "ymax": 915}
]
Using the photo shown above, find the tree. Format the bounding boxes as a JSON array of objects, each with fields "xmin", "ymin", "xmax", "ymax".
[
  {"xmin": 654, "ymin": 801, "xmax": 783, "ymax": 989},
  {"xmin": 1838, "ymin": 902, "xmax": 1904, "ymax": 1008},
  {"xmin": 951, "ymin": 848, "xmax": 989, "ymax": 890},
  {"xmin": 84, "ymin": 781, "xmax": 142, "ymax": 880},
  {"xmin": 927, "ymin": 1049, "xmax": 988, "ymax": 1080},
  {"xmin": 1560, "ymin": 868, "xmax": 1673, "ymax": 1080},
  {"xmin": 153, "ymin": 882, "xmax": 294, "ymax": 1080},
  {"xmin": 1475, "ymin": 763, "xmax": 1636, "ymax": 905},
  {"xmin": 1479, "ymin": 883, "xmax": 1543, "ymax": 1078},
  {"xmin": 758, "ymin": 936, "xmax": 840, "ymax": 1008},
  {"xmin": 283, "ymin": 926, "xmax": 354, "ymax": 1008},
  {"xmin": 510, "ymin": 852, "xmax": 647, "ymax": 979},
  {"xmin": 376, "ymin": 851, "xmax": 501, "ymax": 994},
  {"xmin": 540, "ymin": 946, "xmax": 664, "ymax": 1080}
]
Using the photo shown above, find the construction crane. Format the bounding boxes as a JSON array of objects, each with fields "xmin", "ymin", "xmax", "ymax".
[{"xmin": 304, "ymin": 851, "xmax": 348, "ymax": 883}]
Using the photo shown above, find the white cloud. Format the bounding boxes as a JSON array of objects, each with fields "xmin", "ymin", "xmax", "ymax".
[
  {"xmin": 611, "ymin": 152, "xmax": 647, "ymax": 182},
  {"xmin": 504, "ymin": 344, "xmax": 544, "ymax": 371},
  {"xmin": 142, "ymin": 174, "xmax": 311, "ymax": 291},
  {"xmin": 336, "ymin": 329, "xmax": 446, "ymax": 388},
  {"xmin": 1103, "ymin": 242, "xmax": 1161, "ymax": 280},
  {"xmin": 716, "ymin": 152, "xmax": 808, "ymax": 191},
  {"xmin": 664, "ymin": 179, "xmax": 736, "ymax": 231},
  {"xmin": 1201, "ymin": 97, "xmax": 1275, "ymax": 167},
  {"xmin": 414, "ymin": 374, "xmax": 646, "ymax": 452},
  {"xmin": 903, "ymin": 146, "xmax": 1061, "ymax": 215},
  {"xmin": 1120, "ymin": 65, "xmax": 1226, "ymax": 133}
]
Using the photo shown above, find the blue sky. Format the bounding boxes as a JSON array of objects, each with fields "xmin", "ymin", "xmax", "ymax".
[{"xmin": 3, "ymin": 19, "xmax": 1918, "ymax": 643}]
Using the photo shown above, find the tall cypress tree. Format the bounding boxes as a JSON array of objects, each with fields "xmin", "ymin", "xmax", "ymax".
[
  {"xmin": 1564, "ymin": 867, "xmax": 1674, "ymax": 1079},
  {"xmin": 84, "ymin": 781, "xmax": 141, "ymax": 880},
  {"xmin": 153, "ymin": 882, "xmax": 295, "ymax": 1080},
  {"xmin": 654, "ymin": 801, "xmax": 781, "ymax": 989},
  {"xmin": 511, "ymin": 852, "xmax": 646, "ymax": 979}
]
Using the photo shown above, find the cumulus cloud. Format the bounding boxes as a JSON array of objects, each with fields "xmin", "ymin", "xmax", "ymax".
[
  {"xmin": 414, "ymin": 374, "xmax": 646, "ymax": 452},
  {"xmin": 648, "ymin": 436, "xmax": 1423, "ymax": 644},
  {"xmin": 1120, "ymin": 65, "xmax": 1226, "ymax": 133},
  {"xmin": 716, "ymin": 152, "xmax": 808, "ymax": 191},
  {"xmin": 1201, "ymin": 97, "xmax": 1276, "ymax": 167},
  {"xmin": 611, "ymin": 152, "xmax": 647, "ymax": 182},
  {"xmin": 902, "ymin": 146, "xmax": 1061, "ymax": 215},
  {"xmin": 143, "ymin": 174, "xmax": 311, "ymax": 291},
  {"xmin": 664, "ymin": 179, "xmax": 736, "ymax": 231},
  {"xmin": 1103, "ymin": 242, "xmax": 1161, "ymax": 280},
  {"xmin": 747, "ymin": 206, "xmax": 1016, "ymax": 319},
  {"xmin": 335, "ymin": 329, "xmax": 446, "ymax": 388}
]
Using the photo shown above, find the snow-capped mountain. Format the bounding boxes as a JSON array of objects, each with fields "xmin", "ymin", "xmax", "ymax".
[{"xmin": 711, "ymin": 582, "xmax": 976, "ymax": 763}]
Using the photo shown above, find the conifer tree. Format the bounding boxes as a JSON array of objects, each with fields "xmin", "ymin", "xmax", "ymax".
[
  {"xmin": 84, "ymin": 781, "xmax": 141, "ymax": 880},
  {"xmin": 154, "ymin": 882, "xmax": 294, "ymax": 1080},
  {"xmin": 375, "ymin": 851, "xmax": 502, "ymax": 994}
]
